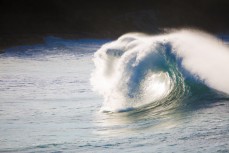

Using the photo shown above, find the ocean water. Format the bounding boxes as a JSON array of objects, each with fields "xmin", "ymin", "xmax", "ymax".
[{"xmin": 0, "ymin": 30, "xmax": 229, "ymax": 153}]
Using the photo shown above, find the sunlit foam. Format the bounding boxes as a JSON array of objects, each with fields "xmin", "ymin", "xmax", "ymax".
[
  {"xmin": 91, "ymin": 29, "xmax": 229, "ymax": 112},
  {"xmin": 137, "ymin": 72, "xmax": 172, "ymax": 106}
]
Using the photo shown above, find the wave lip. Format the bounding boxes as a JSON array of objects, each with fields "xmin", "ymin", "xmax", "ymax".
[{"xmin": 91, "ymin": 29, "xmax": 229, "ymax": 112}]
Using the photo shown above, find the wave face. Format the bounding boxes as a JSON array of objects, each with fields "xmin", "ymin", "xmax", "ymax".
[{"xmin": 91, "ymin": 29, "xmax": 229, "ymax": 112}]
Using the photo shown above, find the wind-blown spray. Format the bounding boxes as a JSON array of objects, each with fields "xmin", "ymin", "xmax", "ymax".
[{"xmin": 91, "ymin": 29, "xmax": 229, "ymax": 112}]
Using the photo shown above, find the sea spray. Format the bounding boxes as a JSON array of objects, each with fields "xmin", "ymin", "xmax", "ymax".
[{"xmin": 91, "ymin": 29, "xmax": 229, "ymax": 112}]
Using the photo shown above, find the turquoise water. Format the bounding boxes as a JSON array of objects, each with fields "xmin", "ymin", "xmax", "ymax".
[{"xmin": 0, "ymin": 32, "xmax": 229, "ymax": 153}]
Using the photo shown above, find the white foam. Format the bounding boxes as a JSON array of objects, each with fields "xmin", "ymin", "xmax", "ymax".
[
  {"xmin": 91, "ymin": 29, "xmax": 229, "ymax": 111},
  {"xmin": 168, "ymin": 29, "xmax": 229, "ymax": 94}
]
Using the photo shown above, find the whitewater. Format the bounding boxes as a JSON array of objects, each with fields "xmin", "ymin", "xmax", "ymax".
[
  {"xmin": 0, "ymin": 30, "xmax": 229, "ymax": 153},
  {"xmin": 91, "ymin": 29, "xmax": 229, "ymax": 112}
]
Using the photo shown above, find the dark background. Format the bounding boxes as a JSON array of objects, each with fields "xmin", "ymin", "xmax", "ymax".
[{"xmin": 0, "ymin": 0, "xmax": 229, "ymax": 49}]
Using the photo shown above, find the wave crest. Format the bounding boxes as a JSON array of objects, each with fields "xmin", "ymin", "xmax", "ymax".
[{"xmin": 91, "ymin": 29, "xmax": 229, "ymax": 112}]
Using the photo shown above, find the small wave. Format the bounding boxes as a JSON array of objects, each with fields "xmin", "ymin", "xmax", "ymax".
[{"xmin": 91, "ymin": 29, "xmax": 229, "ymax": 112}]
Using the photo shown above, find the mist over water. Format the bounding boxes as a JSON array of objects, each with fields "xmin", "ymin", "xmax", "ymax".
[{"xmin": 0, "ymin": 30, "xmax": 229, "ymax": 153}]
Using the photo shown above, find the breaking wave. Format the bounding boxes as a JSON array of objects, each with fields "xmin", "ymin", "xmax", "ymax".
[{"xmin": 91, "ymin": 29, "xmax": 229, "ymax": 112}]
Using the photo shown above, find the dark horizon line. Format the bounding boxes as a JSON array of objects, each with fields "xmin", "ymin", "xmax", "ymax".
[{"xmin": 1, "ymin": 0, "xmax": 229, "ymax": 50}]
